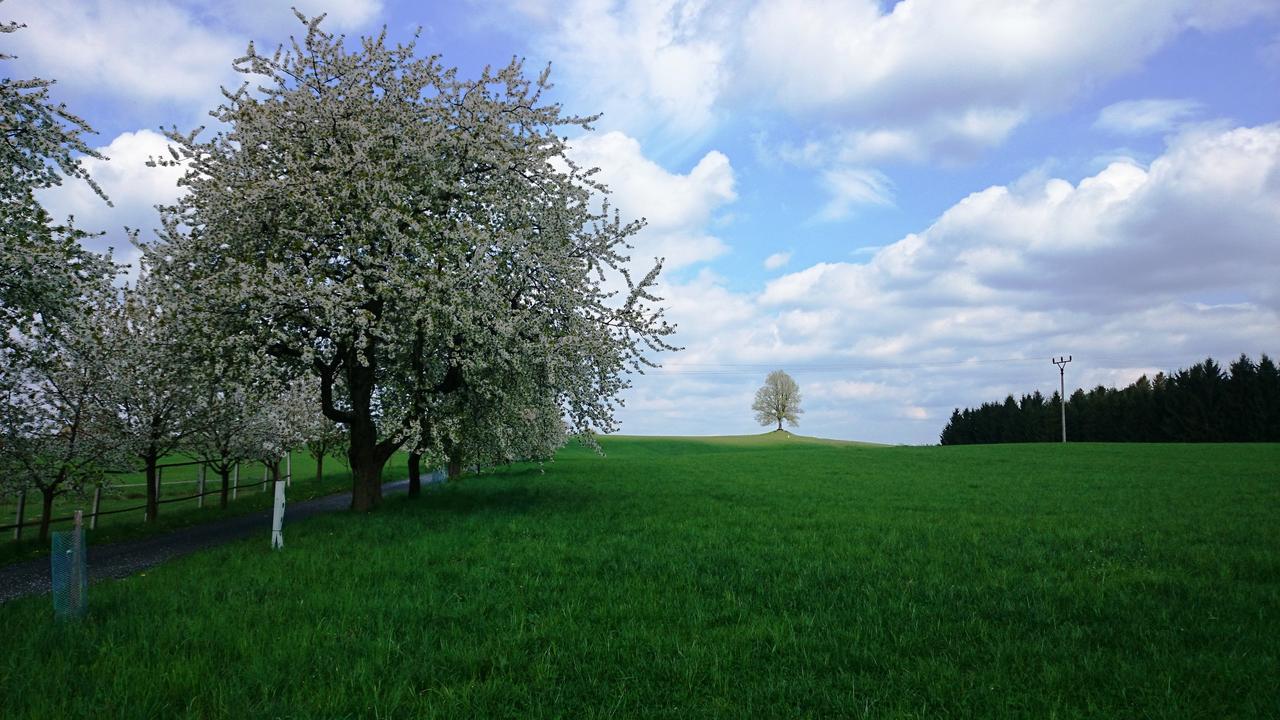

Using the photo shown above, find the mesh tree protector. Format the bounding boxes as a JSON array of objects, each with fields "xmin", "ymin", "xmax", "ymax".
[{"xmin": 51, "ymin": 525, "xmax": 87, "ymax": 619}]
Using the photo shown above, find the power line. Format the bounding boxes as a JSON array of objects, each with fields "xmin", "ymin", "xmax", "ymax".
[
  {"xmin": 646, "ymin": 356, "xmax": 1052, "ymax": 376},
  {"xmin": 643, "ymin": 351, "xmax": 1236, "ymax": 376}
]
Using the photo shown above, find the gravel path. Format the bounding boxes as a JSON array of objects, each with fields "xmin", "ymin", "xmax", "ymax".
[{"xmin": 0, "ymin": 477, "xmax": 421, "ymax": 604}]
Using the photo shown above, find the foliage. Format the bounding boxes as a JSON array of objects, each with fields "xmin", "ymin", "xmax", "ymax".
[
  {"xmin": 940, "ymin": 354, "xmax": 1280, "ymax": 444},
  {"xmin": 241, "ymin": 377, "xmax": 313, "ymax": 475},
  {"xmin": 2, "ymin": 436, "xmax": 1277, "ymax": 717},
  {"xmin": 147, "ymin": 12, "xmax": 675, "ymax": 510},
  {"xmin": 0, "ymin": 301, "xmax": 125, "ymax": 540},
  {"xmin": 0, "ymin": 11, "xmax": 123, "ymax": 537},
  {"xmin": 0, "ymin": 11, "xmax": 116, "ymax": 383},
  {"xmin": 297, "ymin": 386, "xmax": 348, "ymax": 480},
  {"xmin": 94, "ymin": 274, "xmax": 204, "ymax": 520},
  {"xmin": 752, "ymin": 369, "xmax": 803, "ymax": 430}
]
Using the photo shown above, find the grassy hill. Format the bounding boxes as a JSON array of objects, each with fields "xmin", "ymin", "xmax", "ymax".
[{"xmin": 2, "ymin": 435, "xmax": 1277, "ymax": 718}]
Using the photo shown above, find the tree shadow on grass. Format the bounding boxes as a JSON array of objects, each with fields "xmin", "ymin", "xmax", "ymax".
[{"xmin": 385, "ymin": 473, "xmax": 595, "ymax": 522}]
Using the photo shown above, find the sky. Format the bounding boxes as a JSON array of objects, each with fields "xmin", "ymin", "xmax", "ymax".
[{"xmin": 8, "ymin": 0, "xmax": 1280, "ymax": 444}]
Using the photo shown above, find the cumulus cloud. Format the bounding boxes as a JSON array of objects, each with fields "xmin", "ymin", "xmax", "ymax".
[
  {"xmin": 1094, "ymin": 98, "xmax": 1204, "ymax": 135},
  {"xmin": 3, "ymin": 0, "xmax": 380, "ymax": 130},
  {"xmin": 498, "ymin": 0, "xmax": 1276, "ymax": 227},
  {"xmin": 567, "ymin": 131, "xmax": 737, "ymax": 271},
  {"xmin": 503, "ymin": 0, "xmax": 1272, "ymax": 153},
  {"xmin": 6, "ymin": 0, "xmax": 240, "ymax": 112},
  {"xmin": 619, "ymin": 123, "xmax": 1280, "ymax": 443},
  {"xmin": 511, "ymin": 0, "xmax": 728, "ymax": 138},
  {"xmin": 36, "ymin": 129, "xmax": 187, "ymax": 273}
]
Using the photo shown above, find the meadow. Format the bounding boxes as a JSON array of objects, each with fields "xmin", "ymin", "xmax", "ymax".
[{"xmin": 1, "ymin": 434, "xmax": 1277, "ymax": 718}]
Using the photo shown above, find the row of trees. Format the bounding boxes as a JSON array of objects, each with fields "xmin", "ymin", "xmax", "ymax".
[
  {"xmin": 940, "ymin": 355, "xmax": 1280, "ymax": 444},
  {"xmin": 1, "ymin": 12, "xmax": 672, "ymax": 536}
]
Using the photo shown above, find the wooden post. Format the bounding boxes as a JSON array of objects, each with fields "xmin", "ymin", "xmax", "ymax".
[
  {"xmin": 12, "ymin": 490, "xmax": 25, "ymax": 541},
  {"xmin": 231, "ymin": 462, "xmax": 239, "ymax": 501},
  {"xmin": 262, "ymin": 466, "xmax": 268, "ymax": 493},
  {"xmin": 270, "ymin": 475, "xmax": 286, "ymax": 550},
  {"xmin": 156, "ymin": 465, "xmax": 163, "ymax": 502},
  {"xmin": 194, "ymin": 461, "xmax": 204, "ymax": 507},
  {"xmin": 90, "ymin": 486, "xmax": 102, "ymax": 530},
  {"xmin": 71, "ymin": 510, "xmax": 85, "ymax": 612},
  {"xmin": 286, "ymin": 452, "xmax": 292, "ymax": 488}
]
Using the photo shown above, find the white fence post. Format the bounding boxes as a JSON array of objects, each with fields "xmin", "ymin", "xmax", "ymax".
[
  {"xmin": 232, "ymin": 462, "xmax": 239, "ymax": 501},
  {"xmin": 90, "ymin": 486, "xmax": 102, "ymax": 530},
  {"xmin": 197, "ymin": 464, "xmax": 206, "ymax": 509},
  {"xmin": 12, "ymin": 491, "xmax": 25, "ymax": 541},
  {"xmin": 270, "ymin": 474, "xmax": 286, "ymax": 550}
]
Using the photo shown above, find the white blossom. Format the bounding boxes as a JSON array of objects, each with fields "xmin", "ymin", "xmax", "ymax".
[{"xmin": 148, "ymin": 13, "xmax": 676, "ymax": 510}]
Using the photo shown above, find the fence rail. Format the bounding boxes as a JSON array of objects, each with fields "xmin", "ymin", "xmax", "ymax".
[{"xmin": 4, "ymin": 456, "xmax": 291, "ymax": 540}]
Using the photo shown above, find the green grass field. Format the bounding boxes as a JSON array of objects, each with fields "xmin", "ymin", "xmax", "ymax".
[{"xmin": 2, "ymin": 434, "xmax": 1278, "ymax": 718}]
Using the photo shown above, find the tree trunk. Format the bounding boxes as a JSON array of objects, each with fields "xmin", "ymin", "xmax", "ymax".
[
  {"xmin": 407, "ymin": 451, "xmax": 421, "ymax": 498},
  {"xmin": 447, "ymin": 448, "xmax": 462, "ymax": 481},
  {"xmin": 347, "ymin": 425, "xmax": 391, "ymax": 512},
  {"xmin": 777, "ymin": 419, "xmax": 782, "ymax": 431},
  {"xmin": 38, "ymin": 486, "xmax": 55, "ymax": 543},
  {"xmin": 315, "ymin": 453, "xmax": 324, "ymax": 484},
  {"xmin": 144, "ymin": 448, "xmax": 159, "ymax": 523},
  {"xmin": 218, "ymin": 468, "xmax": 230, "ymax": 509},
  {"xmin": 349, "ymin": 456, "xmax": 385, "ymax": 511},
  {"xmin": 340, "ymin": 339, "xmax": 397, "ymax": 511}
]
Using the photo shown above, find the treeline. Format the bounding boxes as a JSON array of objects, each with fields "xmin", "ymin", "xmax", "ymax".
[{"xmin": 940, "ymin": 355, "xmax": 1280, "ymax": 444}]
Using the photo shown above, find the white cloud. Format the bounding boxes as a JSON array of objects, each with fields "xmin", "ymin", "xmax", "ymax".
[
  {"xmin": 36, "ymin": 129, "xmax": 187, "ymax": 265},
  {"xmin": 515, "ymin": 0, "xmax": 1242, "ymax": 152},
  {"xmin": 506, "ymin": 0, "xmax": 1273, "ymax": 226},
  {"xmin": 6, "ymin": 0, "xmax": 240, "ymax": 111},
  {"xmin": 763, "ymin": 251, "xmax": 791, "ymax": 270},
  {"xmin": 4, "ymin": 0, "xmax": 380, "ymax": 130},
  {"xmin": 617, "ymin": 123, "xmax": 1280, "ymax": 443},
  {"xmin": 738, "ymin": 0, "xmax": 1271, "ymax": 155},
  {"xmin": 1094, "ymin": 98, "xmax": 1204, "ymax": 135},
  {"xmin": 567, "ymin": 131, "xmax": 736, "ymax": 271},
  {"xmin": 516, "ymin": 0, "xmax": 728, "ymax": 138}
]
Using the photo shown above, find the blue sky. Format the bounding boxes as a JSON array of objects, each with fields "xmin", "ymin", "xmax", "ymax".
[{"xmin": 9, "ymin": 0, "xmax": 1280, "ymax": 443}]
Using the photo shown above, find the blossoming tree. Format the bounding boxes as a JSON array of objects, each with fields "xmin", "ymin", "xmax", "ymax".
[{"xmin": 148, "ymin": 13, "xmax": 675, "ymax": 510}]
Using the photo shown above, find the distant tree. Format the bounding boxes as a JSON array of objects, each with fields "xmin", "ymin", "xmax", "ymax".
[
  {"xmin": 1256, "ymin": 355, "xmax": 1280, "ymax": 440},
  {"xmin": 303, "ymin": 415, "xmax": 347, "ymax": 486},
  {"xmin": 753, "ymin": 370, "xmax": 803, "ymax": 431},
  {"xmin": 188, "ymin": 384, "xmax": 262, "ymax": 509},
  {"xmin": 243, "ymin": 378, "xmax": 312, "ymax": 486},
  {"xmin": 96, "ymin": 278, "xmax": 202, "ymax": 522},
  {"xmin": 939, "ymin": 354, "xmax": 1279, "ymax": 444}
]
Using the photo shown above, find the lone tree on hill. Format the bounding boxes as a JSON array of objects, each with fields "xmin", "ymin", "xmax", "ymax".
[{"xmin": 753, "ymin": 370, "xmax": 803, "ymax": 431}]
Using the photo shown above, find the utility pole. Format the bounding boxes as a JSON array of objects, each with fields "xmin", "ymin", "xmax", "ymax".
[{"xmin": 1053, "ymin": 356, "xmax": 1072, "ymax": 443}]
